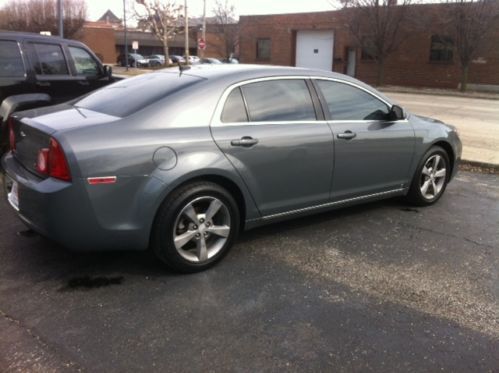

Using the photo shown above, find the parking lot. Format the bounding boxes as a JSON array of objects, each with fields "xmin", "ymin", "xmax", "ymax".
[{"xmin": 0, "ymin": 170, "xmax": 498, "ymax": 372}]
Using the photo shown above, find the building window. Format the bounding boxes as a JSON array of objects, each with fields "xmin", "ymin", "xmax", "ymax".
[
  {"xmin": 360, "ymin": 37, "xmax": 376, "ymax": 61},
  {"xmin": 430, "ymin": 35, "xmax": 454, "ymax": 63},
  {"xmin": 256, "ymin": 38, "xmax": 271, "ymax": 60}
]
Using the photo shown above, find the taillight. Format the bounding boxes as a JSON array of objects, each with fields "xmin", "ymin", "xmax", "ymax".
[
  {"xmin": 35, "ymin": 137, "xmax": 71, "ymax": 181},
  {"xmin": 8, "ymin": 117, "xmax": 16, "ymax": 151}
]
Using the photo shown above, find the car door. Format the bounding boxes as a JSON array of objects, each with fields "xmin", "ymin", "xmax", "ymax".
[
  {"xmin": 314, "ymin": 79, "xmax": 416, "ymax": 201},
  {"xmin": 211, "ymin": 78, "xmax": 334, "ymax": 217}
]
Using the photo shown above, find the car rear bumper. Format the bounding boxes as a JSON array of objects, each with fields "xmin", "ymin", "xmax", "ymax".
[{"xmin": 1, "ymin": 152, "xmax": 148, "ymax": 251}]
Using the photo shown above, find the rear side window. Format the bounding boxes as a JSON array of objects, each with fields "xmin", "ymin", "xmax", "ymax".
[
  {"xmin": 241, "ymin": 79, "xmax": 316, "ymax": 122},
  {"xmin": 75, "ymin": 72, "xmax": 202, "ymax": 117},
  {"xmin": 68, "ymin": 46, "xmax": 99, "ymax": 76},
  {"xmin": 32, "ymin": 43, "xmax": 68, "ymax": 75},
  {"xmin": 316, "ymin": 80, "xmax": 390, "ymax": 121},
  {"xmin": 0, "ymin": 40, "xmax": 25, "ymax": 77},
  {"xmin": 221, "ymin": 88, "xmax": 248, "ymax": 123}
]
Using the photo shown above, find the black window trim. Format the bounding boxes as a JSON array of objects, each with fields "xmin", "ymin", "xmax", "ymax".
[
  {"xmin": 213, "ymin": 76, "xmax": 324, "ymax": 126},
  {"xmin": 311, "ymin": 77, "xmax": 406, "ymax": 122}
]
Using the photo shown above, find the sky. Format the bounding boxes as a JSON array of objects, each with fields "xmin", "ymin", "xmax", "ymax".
[{"xmin": 0, "ymin": 0, "xmax": 339, "ymax": 21}]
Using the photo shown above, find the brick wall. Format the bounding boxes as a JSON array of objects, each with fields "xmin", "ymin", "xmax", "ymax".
[
  {"xmin": 239, "ymin": 6, "xmax": 499, "ymax": 89},
  {"xmin": 79, "ymin": 24, "xmax": 117, "ymax": 64}
]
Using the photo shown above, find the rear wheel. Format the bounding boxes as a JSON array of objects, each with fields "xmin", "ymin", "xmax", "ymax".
[
  {"xmin": 151, "ymin": 182, "xmax": 240, "ymax": 273},
  {"xmin": 406, "ymin": 146, "xmax": 450, "ymax": 206}
]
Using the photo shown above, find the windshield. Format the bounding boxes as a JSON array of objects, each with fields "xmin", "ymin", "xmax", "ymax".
[{"xmin": 75, "ymin": 72, "xmax": 203, "ymax": 117}]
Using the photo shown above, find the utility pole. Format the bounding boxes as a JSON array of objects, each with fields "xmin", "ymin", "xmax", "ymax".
[
  {"xmin": 184, "ymin": 0, "xmax": 189, "ymax": 63},
  {"xmin": 201, "ymin": 0, "xmax": 206, "ymax": 58},
  {"xmin": 123, "ymin": 0, "xmax": 129, "ymax": 71},
  {"xmin": 57, "ymin": 0, "xmax": 63, "ymax": 37}
]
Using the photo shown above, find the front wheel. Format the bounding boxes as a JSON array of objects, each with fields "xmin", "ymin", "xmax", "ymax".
[
  {"xmin": 406, "ymin": 145, "xmax": 450, "ymax": 206},
  {"xmin": 151, "ymin": 182, "xmax": 240, "ymax": 273}
]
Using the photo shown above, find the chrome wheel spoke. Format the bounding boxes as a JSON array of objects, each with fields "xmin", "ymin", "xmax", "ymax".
[
  {"xmin": 422, "ymin": 166, "xmax": 431, "ymax": 176},
  {"xmin": 205, "ymin": 199, "xmax": 223, "ymax": 221},
  {"xmin": 174, "ymin": 230, "xmax": 197, "ymax": 249},
  {"xmin": 196, "ymin": 236, "xmax": 208, "ymax": 261},
  {"xmin": 183, "ymin": 205, "xmax": 199, "ymax": 224},
  {"xmin": 431, "ymin": 180, "xmax": 438, "ymax": 196},
  {"xmin": 206, "ymin": 225, "xmax": 230, "ymax": 238},
  {"xmin": 421, "ymin": 179, "xmax": 431, "ymax": 196},
  {"xmin": 433, "ymin": 155, "xmax": 441, "ymax": 169},
  {"xmin": 435, "ymin": 168, "xmax": 446, "ymax": 178}
]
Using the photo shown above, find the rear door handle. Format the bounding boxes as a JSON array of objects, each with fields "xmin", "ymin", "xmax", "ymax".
[
  {"xmin": 231, "ymin": 136, "xmax": 259, "ymax": 147},
  {"xmin": 78, "ymin": 80, "xmax": 90, "ymax": 86},
  {"xmin": 36, "ymin": 81, "xmax": 51, "ymax": 87},
  {"xmin": 337, "ymin": 131, "xmax": 356, "ymax": 140}
]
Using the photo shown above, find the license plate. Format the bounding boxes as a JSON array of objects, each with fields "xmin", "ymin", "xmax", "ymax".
[{"xmin": 6, "ymin": 176, "xmax": 19, "ymax": 211}]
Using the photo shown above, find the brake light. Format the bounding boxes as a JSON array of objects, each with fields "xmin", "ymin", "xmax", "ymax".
[
  {"xmin": 8, "ymin": 117, "xmax": 16, "ymax": 151},
  {"xmin": 35, "ymin": 137, "xmax": 71, "ymax": 181}
]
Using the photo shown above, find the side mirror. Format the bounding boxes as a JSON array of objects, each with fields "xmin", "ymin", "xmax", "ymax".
[
  {"xmin": 390, "ymin": 104, "xmax": 405, "ymax": 121},
  {"xmin": 103, "ymin": 65, "xmax": 113, "ymax": 81}
]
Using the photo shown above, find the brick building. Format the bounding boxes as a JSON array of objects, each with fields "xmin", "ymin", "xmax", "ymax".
[
  {"xmin": 239, "ymin": 4, "xmax": 499, "ymax": 90},
  {"xmin": 79, "ymin": 10, "xmax": 234, "ymax": 64}
]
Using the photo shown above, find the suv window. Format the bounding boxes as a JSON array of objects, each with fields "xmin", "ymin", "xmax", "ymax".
[
  {"xmin": 316, "ymin": 80, "xmax": 390, "ymax": 121},
  {"xmin": 32, "ymin": 43, "xmax": 68, "ymax": 75},
  {"xmin": 68, "ymin": 46, "xmax": 99, "ymax": 76},
  {"xmin": 0, "ymin": 40, "xmax": 25, "ymax": 77},
  {"xmin": 221, "ymin": 88, "xmax": 248, "ymax": 123},
  {"xmin": 241, "ymin": 79, "xmax": 316, "ymax": 122}
]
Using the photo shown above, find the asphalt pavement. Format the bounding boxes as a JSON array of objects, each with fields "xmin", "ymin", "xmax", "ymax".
[{"xmin": 0, "ymin": 171, "xmax": 498, "ymax": 372}]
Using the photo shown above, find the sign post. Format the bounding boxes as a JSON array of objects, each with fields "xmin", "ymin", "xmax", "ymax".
[{"xmin": 132, "ymin": 41, "xmax": 139, "ymax": 67}]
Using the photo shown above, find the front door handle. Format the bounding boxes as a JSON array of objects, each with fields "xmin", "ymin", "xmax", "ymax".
[
  {"xmin": 231, "ymin": 136, "xmax": 259, "ymax": 147},
  {"xmin": 337, "ymin": 130, "xmax": 357, "ymax": 140},
  {"xmin": 36, "ymin": 81, "xmax": 51, "ymax": 87},
  {"xmin": 78, "ymin": 80, "xmax": 90, "ymax": 86}
]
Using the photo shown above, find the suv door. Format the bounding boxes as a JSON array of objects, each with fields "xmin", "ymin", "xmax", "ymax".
[
  {"xmin": 25, "ymin": 41, "xmax": 74, "ymax": 103},
  {"xmin": 314, "ymin": 79, "xmax": 415, "ymax": 201},
  {"xmin": 0, "ymin": 39, "xmax": 32, "ymax": 105},
  {"xmin": 211, "ymin": 78, "xmax": 334, "ymax": 217},
  {"xmin": 67, "ymin": 45, "xmax": 108, "ymax": 95}
]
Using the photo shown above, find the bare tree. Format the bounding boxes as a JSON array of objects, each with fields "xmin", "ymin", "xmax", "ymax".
[
  {"xmin": 443, "ymin": 0, "xmax": 499, "ymax": 92},
  {"xmin": 135, "ymin": 0, "xmax": 183, "ymax": 65},
  {"xmin": 0, "ymin": 0, "xmax": 86, "ymax": 39},
  {"xmin": 212, "ymin": 0, "xmax": 238, "ymax": 60},
  {"xmin": 340, "ymin": 0, "xmax": 416, "ymax": 86}
]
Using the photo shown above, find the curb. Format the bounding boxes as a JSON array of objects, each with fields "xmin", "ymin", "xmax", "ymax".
[
  {"xmin": 380, "ymin": 88, "xmax": 499, "ymax": 101},
  {"xmin": 459, "ymin": 160, "xmax": 499, "ymax": 174}
]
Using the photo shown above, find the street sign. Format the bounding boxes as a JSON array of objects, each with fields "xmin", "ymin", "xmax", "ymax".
[
  {"xmin": 198, "ymin": 38, "xmax": 206, "ymax": 50},
  {"xmin": 132, "ymin": 41, "xmax": 139, "ymax": 50}
]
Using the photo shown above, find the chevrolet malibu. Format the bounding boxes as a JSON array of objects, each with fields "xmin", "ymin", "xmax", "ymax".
[{"xmin": 2, "ymin": 65, "xmax": 462, "ymax": 272}]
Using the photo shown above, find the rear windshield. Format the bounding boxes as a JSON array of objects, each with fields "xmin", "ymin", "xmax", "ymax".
[{"xmin": 75, "ymin": 72, "xmax": 202, "ymax": 117}]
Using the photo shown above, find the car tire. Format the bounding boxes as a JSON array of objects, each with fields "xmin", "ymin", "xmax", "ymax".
[
  {"xmin": 151, "ymin": 182, "xmax": 240, "ymax": 273},
  {"xmin": 406, "ymin": 145, "xmax": 450, "ymax": 206}
]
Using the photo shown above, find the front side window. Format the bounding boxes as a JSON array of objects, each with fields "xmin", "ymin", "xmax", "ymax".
[
  {"xmin": 0, "ymin": 40, "xmax": 25, "ymax": 77},
  {"xmin": 256, "ymin": 38, "xmax": 271, "ymax": 60},
  {"xmin": 241, "ymin": 79, "xmax": 316, "ymax": 122},
  {"xmin": 430, "ymin": 35, "xmax": 454, "ymax": 63},
  {"xmin": 68, "ymin": 46, "xmax": 99, "ymax": 76},
  {"xmin": 316, "ymin": 80, "xmax": 390, "ymax": 121},
  {"xmin": 32, "ymin": 43, "xmax": 68, "ymax": 75}
]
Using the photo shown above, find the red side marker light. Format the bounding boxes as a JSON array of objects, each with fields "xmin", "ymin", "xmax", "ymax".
[{"xmin": 87, "ymin": 176, "xmax": 117, "ymax": 185}]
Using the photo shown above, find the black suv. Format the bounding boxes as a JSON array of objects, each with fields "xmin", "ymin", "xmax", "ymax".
[{"xmin": 0, "ymin": 31, "xmax": 115, "ymax": 149}]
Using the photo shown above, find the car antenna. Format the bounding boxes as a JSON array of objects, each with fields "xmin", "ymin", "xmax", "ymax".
[{"xmin": 178, "ymin": 62, "xmax": 190, "ymax": 77}]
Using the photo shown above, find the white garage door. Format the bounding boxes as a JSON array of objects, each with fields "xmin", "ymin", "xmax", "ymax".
[{"xmin": 295, "ymin": 30, "xmax": 334, "ymax": 71}]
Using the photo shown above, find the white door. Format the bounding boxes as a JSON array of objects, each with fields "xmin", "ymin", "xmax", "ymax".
[{"xmin": 295, "ymin": 30, "xmax": 334, "ymax": 71}]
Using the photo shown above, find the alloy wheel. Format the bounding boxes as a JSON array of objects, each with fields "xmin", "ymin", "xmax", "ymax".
[
  {"xmin": 420, "ymin": 154, "xmax": 447, "ymax": 200},
  {"xmin": 172, "ymin": 196, "xmax": 231, "ymax": 263}
]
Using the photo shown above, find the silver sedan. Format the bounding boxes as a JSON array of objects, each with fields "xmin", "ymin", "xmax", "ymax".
[{"xmin": 2, "ymin": 65, "xmax": 462, "ymax": 272}]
